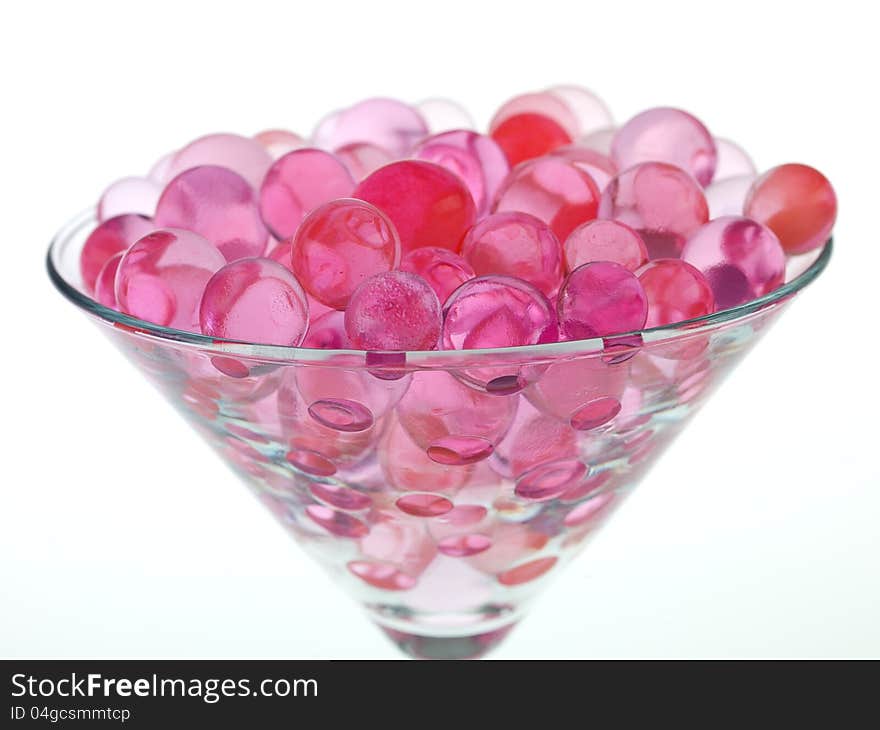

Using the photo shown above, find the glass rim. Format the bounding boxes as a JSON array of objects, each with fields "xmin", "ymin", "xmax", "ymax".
[{"xmin": 47, "ymin": 208, "xmax": 833, "ymax": 364}]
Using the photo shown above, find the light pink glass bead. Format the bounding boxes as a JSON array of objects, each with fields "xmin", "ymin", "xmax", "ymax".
[
  {"xmin": 312, "ymin": 98, "xmax": 428, "ymax": 157},
  {"xmin": 396, "ymin": 493, "xmax": 454, "ymax": 517},
  {"xmin": 490, "ymin": 91, "xmax": 579, "ymax": 139},
  {"xmin": 291, "ymin": 198, "xmax": 400, "ymax": 310},
  {"xmin": 416, "ymin": 98, "xmax": 475, "ymax": 132},
  {"xmin": 413, "ymin": 130, "xmax": 510, "ymax": 216},
  {"xmin": 493, "ymin": 157, "xmax": 601, "ymax": 242},
  {"xmin": 551, "ymin": 145, "xmax": 617, "ymax": 192},
  {"xmin": 302, "ymin": 309, "xmax": 352, "ymax": 349},
  {"xmin": 199, "ymin": 257, "xmax": 309, "ymax": 346},
  {"xmin": 334, "ymin": 142, "xmax": 394, "ymax": 180},
  {"xmin": 345, "ymin": 270, "xmax": 441, "ymax": 351},
  {"xmin": 713, "ymin": 138, "xmax": 757, "ymax": 181},
  {"xmin": 166, "ymin": 133, "xmax": 273, "ymax": 190},
  {"xmin": 80, "ymin": 214, "xmax": 154, "ymax": 293},
  {"xmin": 467, "ymin": 523, "xmax": 549, "ymax": 575},
  {"xmin": 546, "ymin": 85, "xmax": 614, "ymax": 137},
  {"xmin": 612, "ymin": 107, "xmax": 717, "ymax": 186},
  {"xmin": 97, "ymin": 176, "xmax": 161, "ymax": 221},
  {"xmin": 253, "ymin": 129, "xmax": 305, "ymax": 159},
  {"xmin": 399, "ymin": 247, "xmax": 475, "ymax": 304},
  {"xmin": 637, "ymin": 259, "xmax": 716, "ymax": 327},
  {"xmin": 599, "ymin": 162, "xmax": 709, "ymax": 258},
  {"xmin": 148, "ymin": 152, "xmax": 175, "ymax": 185},
  {"xmin": 579, "ymin": 127, "xmax": 616, "ymax": 155},
  {"xmin": 681, "ymin": 216, "xmax": 786, "ymax": 309},
  {"xmin": 460, "ymin": 212, "xmax": 563, "ymax": 296},
  {"xmin": 705, "ymin": 175, "xmax": 755, "ymax": 218},
  {"xmin": 115, "ymin": 228, "xmax": 225, "ymax": 331},
  {"xmin": 347, "ymin": 562, "xmax": 416, "ymax": 591},
  {"xmin": 515, "ymin": 458, "xmax": 588, "ymax": 501},
  {"xmin": 155, "ymin": 165, "xmax": 268, "ymax": 262},
  {"xmin": 306, "ymin": 504, "xmax": 369, "ymax": 539},
  {"xmin": 359, "ymin": 513, "xmax": 436, "ymax": 578},
  {"xmin": 258, "ymin": 149, "xmax": 355, "ymax": 240},
  {"xmin": 563, "ymin": 219, "xmax": 648, "ymax": 273},
  {"xmin": 490, "ymin": 399, "xmax": 578, "ymax": 479},
  {"xmin": 353, "ymin": 160, "xmax": 476, "ymax": 255},
  {"xmin": 94, "ymin": 251, "xmax": 123, "ymax": 308},
  {"xmin": 558, "ymin": 261, "xmax": 648, "ymax": 340},
  {"xmin": 436, "ymin": 534, "xmax": 492, "ymax": 557}
]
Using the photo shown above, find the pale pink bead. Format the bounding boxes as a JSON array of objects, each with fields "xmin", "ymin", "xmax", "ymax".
[
  {"xmin": 399, "ymin": 247, "xmax": 474, "ymax": 305},
  {"xmin": 80, "ymin": 214, "xmax": 154, "ymax": 293},
  {"xmin": 94, "ymin": 251, "xmax": 123, "ymax": 308},
  {"xmin": 493, "ymin": 157, "xmax": 600, "ymax": 242},
  {"xmin": 291, "ymin": 198, "xmax": 400, "ymax": 310},
  {"xmin": 199, "ymin": 257, "xmax": 309, "ymax": 346},
  {"xmin": 253, "ymin": 129, "xmax": 305, "ymax": 159},
  {"xmin": 546, "ymin": 85, "xmax": 614, "ymax": 136},
  {"xmin": 563, "ymin": 219, "xmax": 648, "ymax": 273},
  {"xmin": 681, "ymin": 216, "xmax": 786, "ymax": 309},
  {"xmin": 713, "ymin": 138, "xmax": 757, "ymax": 181},
  {"xmin": 148, "ymin": 151, "xmax": 175, "ymax": 185},
  {"xmin": 490, "ymin": 399, "xmax": 579, "ymax": 479},
  {"xmin": 302, "ymin": 310, "xmax": 352, "ymax": 349},
  {"xmin": 490, "ymin": 91, "xmax": 580, "ymax": 138},
  {"xmin": 637, "ymin": 259, "xmax": 716, "ymax": 327},
  {"xmin": 359, "ymin": 513, "xmax": 437, "ymax": 578},
  {"xmin": 436, "ymin": 534, "xmax": 492, "ymax": 557},
  {"xmin": 396, "ymin": 493, "xmax": 454, "ymax": 517},
  {"xmin": 416, "ymin": 98, "xmax": 475, "ymax": 132},
  {"xmin": 306, "ymin": 505, "xmax": 369, "ymax": 539},
  {"xmin": 345, "ymin": 270, "xmax": 441, "ymax": 351},
  {"xmin": 312, "ymin": 98, "xmax": 428, "ymax": 157},
  {"xmin": 310, "ymin": 482, "xmax": 371, "ymax": 511},
  {"xmin": 115, "ymin": 228, "xmax": 225, "ymax": 331},
  {"xmin": 612, "ymin": 107, "xmax": 717, "ymax": 186},
  {"xmin": 551, "ymin": 145, "xmax": 617, "ymax": 191},
  {"xmin": 497, "ymin": 556, "xmax": 557, "ymax": 586},
  {"xmin": 515, "ymin": 458, "xmax": 588, "ymax": 501},
  {"xmin": 334, "ymin": 142, "xmax": 394, "ymax": 180},
  {"xmin": 466, "ymin": 523, "xmax": 549, "ymax": 575},
  {"xmin": 460, "ymin": 212, "xmax": 562, "ymax": 296},
  {"xmin": 558, "ymin": 261, "xmax": 648, "ymax": 340},
  {"xmin": 166, "ymin": 133, "xmax": 273, "ymax": 190},
  {"xmin": 599, "ymin": 162, "xmax": 709, "ymax": 258},
  {"xmin": 579, "ymin": 127, "xmax": 616, "ymax": 155},
  {"xmin": 705, "ymin": 175, "xmax": 755, "ymax": 218},
  {"xmin": 155, "ymin": 165, "xmax": 269, "ymax": 261},
  {"xmin": 258, "ymin": 149, "xmax": 355, "ymax": 240},
  {"xmin": 412, "ymin": 130, "xmax": 510, "ymax": 216},
  {"xmin": 347, "ymin": 562, "xmax": 416, "ymax": 591},
  {"xmin": 97, "ymin": 176, "xmax": 161, "ymax": 221}
]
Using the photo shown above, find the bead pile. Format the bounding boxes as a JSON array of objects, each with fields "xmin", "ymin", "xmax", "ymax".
[{"xmin": 80, "ymin": 87, "xmax": 837, "ymax": 352}]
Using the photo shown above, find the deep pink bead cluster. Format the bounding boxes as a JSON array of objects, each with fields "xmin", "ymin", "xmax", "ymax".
[{"xmin": 81, "ymin": 87, "xmax": 837, "ymax": 352}]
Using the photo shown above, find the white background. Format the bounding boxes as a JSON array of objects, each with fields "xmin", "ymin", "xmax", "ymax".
[{"xmin": 1, "ymin": 0, "xmax": 878, "ymax": 658}]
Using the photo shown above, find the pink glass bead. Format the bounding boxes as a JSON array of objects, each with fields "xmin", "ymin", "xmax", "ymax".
[
  {"xmin": 198, "ymin": 257, "xmax": 309, "ymax": 346},
  {"xmin": 599, "ymin": 162, "xmax": 709, "ymax": 258},
  {"xmin": 460, "ymin": 212, "xmax": 563, "ymax": 296},
  {"xmin": 612, "ymin": 107, "xmax": 717, "ymax": 186},
  {"xmin": 557, "ymin": 261, "xmax": 648, "ymax": 340},
  {"xmin": 412, "ymin": 130, "xmax": 510, "ymax": 216},
  {"xmin": 253, "ymin": 129, "xmax": 305, "ymax": 159},
  {"xmin": 115, "ymin": 228, "xmax": 225, "ymax": 331},
  {"xmin": 436, "ymin": 534, "xmax": 492, "ymax": 557},
  {"xmin": 345, "ymin": 270, "xmax": 441, "ymax": 351},
  {"xmin": 155, "ymin": 165, "xmax": 268, "ymax": 262},
  {"xmin": 310, "ymin": 482, "xmax": 371, "ymax": 510},
  {"xmin": 312, "ymin": 98, "xmax": 428, "ymax": 157},
  {"xmin": 490, "ymin": 92, "xmax": 579, "ymax": 139},
  {"xmin": 302, "ymin": 310, "xmax": 352, "ymax": 349},
  {"xmin": 347, "ymin": 562, "xmax": 416, "ymax": 591},
  {"xmin": 334, "ymin": 142, "xmax": 394, "ymax": 180},
  {"xmin": 490, "ymin": 112, "xmax": 573, "ymax": 167},
  {"xmin": 442, "ymin": 275, "xmax": 557, "ymax": 350},
  {"xmin": 166, "ymin": 133, "xmax": 273, "ymax": 190},
  {"xmin": 353, "ymin": 160, "xmax": 476, "ymax": 255},
  {"xmin": 546, "ymin": 85, "xmax": 614, "ymax": 137},
  {"xmin": 713, "ymin": 138, "xmax": 757, "ymax": 181},
  {"xmin": 97, "ymin": 176, "xmax": 161, "ymax": 221},
  {"xmin": 80, "ymin": 214, "xmax": 154, "ymax": 292},
  {"xmin": 259, "ymin": 149, "xmax": 355, "ymax": 240},
  {"xmin": 467, "ymin": 522, "xmax": 549, "ymax": 574},
  {"xmin": 637, "ymin": 259, "xmax": 716, "ymax": 328},
  {"xmin": 580, "ymin": 127, "xmax": 616, "ymax": 155},
  {"xmin": 705, "ymin": 175, "xmax": 755, "ymax": 218},
  {"xmin": 744, "ymin": 163, "xmax": 837, "ymax": 255},
  {"xmin": 497, "ymin": 556, "xmax": 557, "ymax": 586},
  {"xmin": 493, "ymin": 156, "xmax": 601, "ymax": 242},
  {"xmin": 563, "ymin": 219, "xmax": 648, "ymax": 273},
  {"xmin": 416, "ymin": 98, "xmax": 475, "ymax": 132},
  {"xmin": 360, "ymin": 514, "xmax": 436, "ymax": 577},
  {"xmin": 681, "ymin": 216, "xmax": 786, "ymax": 309},
  {"xmin": 148, "ymin": 152, "xmax": 175, "ymax": 185},
  {"xmin": 515, "ymin": 458, "xmax": 588, "ymax": 501},
  {"xmin": 399, "ymin": 247, "xmax": 475, "ymax": 304},
  {"xmin": 291, "ymin": 198, "xmax": 400, "ymax": 310},
  {"xmin": 305, "ymin": 504, "xmax": 369, "ymax": 539},
  {"xmin": 94, "ymin": 251, "xmax": 123, "ymax": 308},
  {"xmin": 396, "ymin": 493, "xmax": 454, "ymax": 518},
  {"xmin": 551, "ymin": 145, "xmax": 617, "ymax": 192},
  {"xmin": 286, "ymin": 446, "xmax": 337, "ymax": 477}
]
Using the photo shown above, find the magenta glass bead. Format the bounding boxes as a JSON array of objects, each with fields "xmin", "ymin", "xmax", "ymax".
[
  {"xmin": 80, "ymin": 214, "xmax": 154, "ymax": 293},
  {"xmin": 681, "ymin": 216, "xmax": 786, "ymax": 309},
  {"xmin": 399, "ymin": 246, "xmax": 475, "ymax": 304},
  {"xmin": 416, "ymin": 98, "xmax": 474, "ymax": 132},
  {"xmin": 551, "ymin": 145, "xmax": 617, "ymax": 192},
  {"xmin": 460, "ymin": 212, "xmax": 563, "ymax": 296},
  {"xmin": 705, "ymin": 175, "xmax": 755, "ymax": 218},
  {"xmin": 490, "ymin": 91, "xmax": 579, "ymax": 138},
  {"xmin": 713, "ymin": 138, "xmax": 756, "ymax": 181},
  {"xmin": 412, "ymin": 130, "xmax": 510, "ymax": 216},
  {"xmin": 353, "ymin": 160, "xmax": 476, "ymax": 255},
  {"xmin": 612, "ymin": 107, "xmax": 717, "ymax": 186},
  {"xmin": 493, "ymin": 156, "xmax": 601, "ymax": 242},
  {"xmin": 334, "ymin": 142, "xmax": 394, "ymax": 180},
  {"xmin": 557, "ymin": 261, "xmax": 648, "ymax": 340},
  {"xmin": 546, "ymin": 85, "xmax": 614, "ymax": 137},
  {"xmin": 599, "ymin": 162, "xmax": 709, "ymax": 258},
  {"xmin": 637, "ymin": 259, "xmax": 716, "ymax": 327},
  {"xmin": 199, "ymin": 257, "xmax": 309, "ymax": 346},
  {"xmin": 253, "ymin": 129, "xmax": 305, "ymax": 159},
  {"xmin": 563, "ymin": 219, "xmax": 648, "ymax": 273},
  {"xmin": 115, "ymin": 228, "xmax": 225, "ymax": 331},
  {"xmin": 442, "ymin": 275, "xmax": 557, "ymax": 350},
  {"xmin": 311, "ymin": 98, "xmax": 428, "ymax": 157},
  {"xmin": 155, "ymin": 165, "xmax": 268, "ymax": 262},
  {"xmin": 166, "ymin": 133, "xmax": 273, "ymax": 190},
  {"xmin": 291, "ymin": 198, "xmax": 400, "ymax": 310},
  {"xmin": 97, "ymin": 176, "xmax": 161, "ymax": 221},
  {"xmin": 345, "ymin": 270, "xmax": 441, "ymax": 351},
  {"xmin": 94, "ymin": 251, "xmax": 123, "ymax": 308},
  {"xmin": 259, "ymin": 149, "xmax": 355, "ymax": 240}
]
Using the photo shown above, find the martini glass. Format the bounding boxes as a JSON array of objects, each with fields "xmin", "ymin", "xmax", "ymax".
[{"xmin": 47, "ymin": 210, "xmax": 831, "ymax": 659}]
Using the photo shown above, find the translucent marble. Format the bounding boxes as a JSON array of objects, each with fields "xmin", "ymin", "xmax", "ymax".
[
  {"xmin": 416, "ymin": 98, "xmax": 475, "ymax": 132},
  {"xmin": 155, "ymin": 165, "xmax": 269, "ymax": 262},
  {"xmin": 165, "ymin": 133, "xmax": 273, "ymax": 190},
  {"xmin": 334, "ymin": 142, "xmax": 394, "ymax": 180},
  {"xmin": 311, "ymin": 98, "xmax": 428, "ymax": 157},
  {"xmin": 199, "ymin": 257, "xmax": 309, "ymax": 346},
  {"xmin": 490, "ymin": 112, "xmax": 573, "ymax": 167},
  {"xmin": 563, "ymin": 219, "xmax": 648, "ymax": 273},
  {"xmin": 681, "ymin": 216, "xmax": 786, "ymax": 309},
  {"xmin": 353, "ymin": 160, "xmax": 476, "ymax": 255},
  {"xmin": 302, "ymin": 309, "xmax": 352, "ymax": 349},
  {"xmin": 713, "ymin": 137, "xmax": 757, "ymax": 181},
  {"xmin": 705, "ymin": 175, "xmax": 755, "ymax": 218},
  {"xmin": 291, "ymin": 198, "xmax": 400, "ymax": 310},
  {"xmin": 253, "ymin": 129, "xmax": 305, "ymax": 159},
  {"xmin": 399, "ymin": 246, "xmax": 475, "ymax": 304},
  {"xmin": 490, "ymin": 92, "xmax": 579, "ymax": 138},
  {"xmin": 637, "ymin": 259, "xmax": 716, "ymax": 327},
  {"xmin": 97, "ymin": 176, "xmax": 161, "ymax": 221},
  {"xmin": 550, "ymin": 145, "xmax": 617, "ymax": 191},
  {"xmin": 259, "ymin": 149, "xmax": 355, "ymax": 240},
  {"xmin": 80, "ymin": 214, "xmax": 154, "ymax": 293},
  {"xmin": 612, "ymin": 107, "xmax": 717, "ymax": 186},
  {"xmin": 546, "ymin": 85, "xmax": 614, "ymax": 137},
  {"xmin": 94, "ymin": 251, "xmax": 123, "ymax": 308}
]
